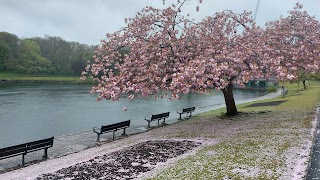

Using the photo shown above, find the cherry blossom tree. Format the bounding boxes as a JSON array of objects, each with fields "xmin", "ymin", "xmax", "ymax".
[
  {"xmin": 82, "ymin": 1, "xmax": 270, "ymax": 116},
  {"xmin": 83, "ymin": 2, "xmax": 319, "ymax": 116},
  {"xmin": 262, "ymin": 3, "xmax": 320, "ymax": 89}
]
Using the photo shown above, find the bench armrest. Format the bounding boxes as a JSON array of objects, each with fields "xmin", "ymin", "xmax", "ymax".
[
  {"xmin": 144, "ymin": 116, "xmax": 151, "ymax": 121},
  {"xmin": 93, "ymin": 127, "xmax": 101, "ymax": 133}
]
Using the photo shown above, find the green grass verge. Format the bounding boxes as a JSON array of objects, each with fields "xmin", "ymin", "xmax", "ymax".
[
  {"xmin": 147, "ymin": 81, "xmax": 320, "ymax": 179},
  {"xmin": 0, "ymin": 72, "xmax": 93, "ymax": 83}
]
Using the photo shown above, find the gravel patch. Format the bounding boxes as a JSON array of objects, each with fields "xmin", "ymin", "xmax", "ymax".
[
  {"xmin": 35, "ymin": 140, "xmax": 201, "ymax": 180},
  {"xmin": 246, "ymin": 100, "xmax": 287, "ymax": 107}
]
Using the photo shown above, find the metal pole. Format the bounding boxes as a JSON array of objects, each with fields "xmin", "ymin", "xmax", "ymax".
[{"xmin": 254, "ymin": 0, "xmax": 261, "ymax": 21}]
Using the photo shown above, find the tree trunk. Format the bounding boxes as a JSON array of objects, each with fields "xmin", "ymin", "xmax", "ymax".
[
  {"xmin": 302, "ymin": 80, "xmax": 307, "ymax": 90},
  {"xmin": 222, "ymin": 83, "xmax": 238, "ymax": 116}
]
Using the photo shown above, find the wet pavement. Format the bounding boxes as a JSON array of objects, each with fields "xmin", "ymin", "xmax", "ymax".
[{"xmin": 307, "ymin": 107, "xmax": 320, "ymax": 180}]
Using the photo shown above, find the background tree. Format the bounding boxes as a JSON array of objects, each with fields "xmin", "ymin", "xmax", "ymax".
[
  {"xmin": 17, "ymin": 39, "xmax": 52, "ymax": 74},
  {"xmin": 32, "ymin": 36, "xmax": 72, "ymax": 75},
  {"xmin": 0, "ymin": 41, "xmax": 12, "ymax": 70},
  {"xmin": 0, "ymin": 32, "xmax": 95, "ymax": 75},
  {"xmin": 0, "ymin": 32, "xmax": 20, "ymax": 71},
  {"xmin": 0, "ymin": 32, "xmax": 20, "ymax": 56},
  {"xmin": 32, "ymin": 35, "xmax": 95, "ymax": 75},
  {"xmin": 263, "ymin": 3, "xmax": 320, "ymax": 89}
]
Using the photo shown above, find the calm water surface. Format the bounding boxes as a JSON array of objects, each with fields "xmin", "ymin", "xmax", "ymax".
[{"xmin": 0, "ymin": 84, "xmax": 268, "ymax": 148}]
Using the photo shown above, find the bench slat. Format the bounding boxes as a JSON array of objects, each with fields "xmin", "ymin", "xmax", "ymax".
[
  {"xmin": 100, "ymin": 120, "xmax": 130, "ymax": 133},
  {"xmin": 27, "ymin": 137, "xmax": 54, "ymax": 153},
  {"xmin": 0, "ymin": 144, "xmax": 27, "ymax": 159},
  {"xmin": 151, "ymin": 112, "xmax": 170, "ymax": 120},
  {"xmin": 182, "ymin": 107, "xmax": 195, "ymax": 113}
]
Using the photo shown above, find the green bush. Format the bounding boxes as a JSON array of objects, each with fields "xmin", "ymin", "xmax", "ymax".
[{"xmin": 267, "ymin": 86, "xmax": 277, "ymax": 93}]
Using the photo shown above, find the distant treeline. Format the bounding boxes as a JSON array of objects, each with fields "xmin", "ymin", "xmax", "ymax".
[{"xmin": 0, "ymin": 31, "xmax": 96, "ymax": 75}]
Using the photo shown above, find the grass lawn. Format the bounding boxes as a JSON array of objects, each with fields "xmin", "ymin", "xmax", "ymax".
[
  {"xmin": 144, "ymin": 81, "xmax": 320, "ymax": 179},
  {"xmin": 0, "ymin": 72, "xmax": 85, "ymax": 83}
]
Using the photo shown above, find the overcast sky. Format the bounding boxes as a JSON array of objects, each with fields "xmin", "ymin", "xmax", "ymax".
[{"xmin": 0, "ymin": 0, "xmax": 319, "ymax": 45}]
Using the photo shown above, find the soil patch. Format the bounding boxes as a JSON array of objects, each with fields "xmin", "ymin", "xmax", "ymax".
[
  {"xmin": 246, "ymin": 100, "xmax": 287, "ymax": 107},
  {"xmin": 36, "ymin": 140, "xmax": 201, "ymax": 180}
]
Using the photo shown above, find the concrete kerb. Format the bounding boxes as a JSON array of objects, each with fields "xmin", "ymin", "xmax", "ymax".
[{"xmin": 304, "ymin": 105, "xmax": 320, "ymax": 179}]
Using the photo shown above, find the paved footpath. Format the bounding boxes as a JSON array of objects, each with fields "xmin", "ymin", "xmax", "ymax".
[
  {"xmin": 307, "ymin": 107, "xmax": 320, "ymax": 180},
  {"xmin": 0, "ymin": 127, "xmax": 146, "ymax": 172}
]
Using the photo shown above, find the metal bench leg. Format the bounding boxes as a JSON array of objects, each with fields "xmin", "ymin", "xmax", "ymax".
[
  {"xmin": 163, "ymin": 118, "xmax": 166, "ymax": 124},
  {"xmin": 148, "ymin": 121, "xmax": 150, "ymax": 128},
  {"xmin": 113, "ymin": 131, "xmax": 115, "ymax": 140},
  {"xmin": 43, "ymin": 148, "xmax": 48, "ymax": 160},
  {"xmin": 96, "ymin": 133, "xmax": 101, "ymax": 142},
  {"xmin": 22, "ymin": 153, "xmax": 25, "ymax": 166},
  {"xmin": 122, "ymin": 128, "xmax": 127, "ymax": 136},
  {"xmin": 179, "ymin": 113, "xmax": 182, "ymax": 120},
  {"xmin": 190, "ymin": 112, "xmax": 192, "ymax": 117},
  {"xmin": 158, "ymin": 120, "xmax": 160, "ymax": 126}
]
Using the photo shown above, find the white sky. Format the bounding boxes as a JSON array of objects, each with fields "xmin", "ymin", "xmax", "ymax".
[{"xmin": 0, "ymin": 0, "xmax": 319, "ymax": 45}]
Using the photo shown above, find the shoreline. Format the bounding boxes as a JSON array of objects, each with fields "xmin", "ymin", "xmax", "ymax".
[
  {"xmin": 0, "ymin": 79, "xmax": 76, "ymax": 84},
  {"xmin": 0, "ymin": 79, "xmax": 90, "ymax": 84},
  {"xmin": 0, "ymin": 89, "xmax": 281, "ymax": 173}
]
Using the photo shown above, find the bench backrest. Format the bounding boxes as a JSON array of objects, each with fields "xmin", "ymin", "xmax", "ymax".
[
  {"xmin": 0, "ymin": 143, "xmax": 27, "ymax": 159},
  {"xmin": 182, "ymin": 107, "xmax": 195, "ymax": 113},
  {"xmin": 101, "ymin": 120, "xmax": 131, "ymax": 133},
  {"xmin": 151, "ymin": 112, "xmax": 170, "ymax": 120},
  {"xmin": 0, "ymin": 137, "xmax": 54, "ymax": 159},
  {"xmin": 27, "ymin": 137, "xmax": 54, "ymax": 153}
]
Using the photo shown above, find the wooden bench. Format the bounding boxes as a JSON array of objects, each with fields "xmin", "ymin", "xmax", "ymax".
[
  {"xmin": 145, "ymin": 112, "xmax": 170, "ymax": 127},
  {"xmin": 177, "ymin": 107, "xmax": 195, "ymax": 120},
  {"xmin": 0, "ymin": 137, "xmax": 54, "ymax": 166},
  {"xmin": 93, "ymin": 120, "xmax": 130, "ymax": 142}
]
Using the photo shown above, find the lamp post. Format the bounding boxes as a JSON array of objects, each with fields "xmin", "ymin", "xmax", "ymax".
[{"xmin": 254, "ymin": 0, "xmax": 261, "ymax": 21}]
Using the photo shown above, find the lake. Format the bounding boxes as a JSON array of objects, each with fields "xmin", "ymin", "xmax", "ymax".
[{"xmin": 0, "ymin": 83, "xmax": 268, "ymax": 148}]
